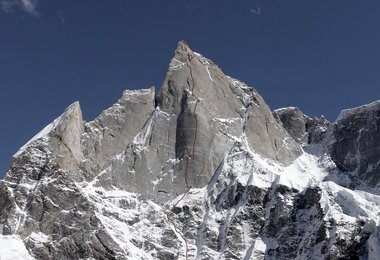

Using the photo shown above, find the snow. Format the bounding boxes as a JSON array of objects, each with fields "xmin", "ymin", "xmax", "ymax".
[
  {"xmin": 122, "ymin": 88, "xmax": 154, "ymax": 100},
  {"xmin": 322, "ymin": 181, "xmax": 380, "ymax": 224},
  {"xmin": 194, "ymin": 52, "xmax": 211, "ymax": 65},
  {"xmin": 0, "ymin": 235, "xmax": 34, "ymax": 260},
  {"xmin": 273, "ymin": 106, "xmax": 299, "ymax": 114},
  {"xmin": 227, "ymin": 76, "xmax": 252, "ymax": 91},
  {"xmin": 218, "ymin": 135, "xmax": 380, "ymax": 242},
  {"xmin": 205, "ymin": 66, "xmax": 214, "ymax": 82},
  {"xmin": 169, "ymin": 58, "xmax": 186, "ymax": 70},
  {"xmin": 27, "ymin": 232, "xmax": 49, "ymax": 245},
  {"xmin": 225, "ymin": 138, "xmax": 328, "ymax": 192},
  {"xmin": 246, "ymin": 237, "xmax": 266, "ymax": 259},
  {"xmin": 77, "ymin": 181, "xmax": 168, "ymax": 259},
  {"xmin": 6, "ymin": 136, "xmax": 379, "ymax": 259},
  {"xmin": 5, "ymin": 91, "xmax": 380, "ymax": 259},
  {"xmin": 132, "ymin": 114, "xmax": 153, "ymax": 150},
  {"xmin": 13, "ymin": 101, "xmax": 79, "ymax": 157},
  {"xmin": 155, "ymin": 107, "xmax": 171, "ymax": 120},
  {"xmin": 212, "ymin": 117, "xmax": 241, "ymax": 124}
]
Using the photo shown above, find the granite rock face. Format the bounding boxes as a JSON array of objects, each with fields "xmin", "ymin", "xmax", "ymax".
[
  {"xmin": 156, "ymin": 42, "xmax": 300, "ymax": 190},
  {"xmin": 91, "ymin": 41, "xmax": 301, "ymax": 200},
  {"xmin": 1, "ymin": 41, "xmax": 380, "ymax": 259},
  {"xmin": 81, "ymin": 87, "xmax": 155, "ymax": 177},
  {"xmin": 328, "ymin": 101, "xmax": 380, "ymax": 188},
  {"xmin": 273, "ymin": 106, "xmax": 331, "ymax": 145}
]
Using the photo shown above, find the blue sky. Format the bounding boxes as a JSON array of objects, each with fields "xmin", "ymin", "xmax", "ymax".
[{"xmin": 1, "ymin": 0, "xmax": 380, "ymax": 176}]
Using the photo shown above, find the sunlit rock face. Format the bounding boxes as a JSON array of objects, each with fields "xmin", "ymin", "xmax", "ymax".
[{"xmin": 0, "ymin": 42, "xmax": 380, "ymax": 260}]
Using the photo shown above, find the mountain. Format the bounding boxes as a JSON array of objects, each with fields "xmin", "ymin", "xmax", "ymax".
[{"xmin": 1, "ymin": 41, "xmax": 380, "ymax": 259}]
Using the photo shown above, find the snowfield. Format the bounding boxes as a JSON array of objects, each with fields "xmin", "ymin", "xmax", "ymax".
[{"xmin": 0, "ymin": 235, "xmax": 34, "ymax": 260}]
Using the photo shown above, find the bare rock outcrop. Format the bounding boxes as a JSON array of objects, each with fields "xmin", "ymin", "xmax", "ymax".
[
  {"xmin": 273, "ymin": 106, "xmax": 330, "ymax": 145},
  {"xmin": 328, "ymin": 101, "xmax": 380, "ymax": 188}
]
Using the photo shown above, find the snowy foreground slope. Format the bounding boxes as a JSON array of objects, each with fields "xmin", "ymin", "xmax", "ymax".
[{"xmin": 1, "ymin": 42, "xmax": 380, "ymax": 259}]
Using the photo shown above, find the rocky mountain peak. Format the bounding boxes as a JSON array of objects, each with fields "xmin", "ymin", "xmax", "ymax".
[
  {"xmin": 273, "ymin": 106, "xmax": 330, "ymax": 145},
  {"xmin": 53, "ymin": 101, "xmax": 84, "ymax": 167},
  {"xmin": 175, "ymin": 40, "xmax": 194, "ymax": 58},
  {"xmin": 336, "ymin": 100, "xmax": 380, "ymax": 123},
  {"xmin": 14, "ymin": 101, "xmax": 83, "ymax": 157},
  {"xmin": 328, "ymin": 100, "xmax": 380, "ymax": 189},
  {"xmin": 1, "ymin": 42, "xmax": 380, "ymax": 259}
]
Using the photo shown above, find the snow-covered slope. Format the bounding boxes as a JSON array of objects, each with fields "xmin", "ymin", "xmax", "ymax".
[
  {"xmin": 0, "ymin": 235, "xmax": 34, "ymax": 260},
  {"xmin": 1, "ymin": 41, "xmax": 380, "ymax": 259}
]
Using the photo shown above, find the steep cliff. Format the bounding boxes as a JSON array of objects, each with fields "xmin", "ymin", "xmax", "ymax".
[{"xmin": 1, "ymin": 41, "xmax": 380, "ymax": 259}]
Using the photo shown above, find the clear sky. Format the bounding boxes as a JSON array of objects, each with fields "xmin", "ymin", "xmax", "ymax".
[{"xmin": 1, "ymin": 0, "xmax": 380, "ymax": 177}]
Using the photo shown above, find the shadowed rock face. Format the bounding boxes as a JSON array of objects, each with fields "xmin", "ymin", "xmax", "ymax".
[
  {"xmin": 1, "ymin": 42, "xmax": 380, "ymax": 259},
  {"xmin": 274, "ymin": 103, "xmax": 380, "ymax": 189},
  {"xmin": 274, "ymin": 107, "xmax": 310, "ymax": 144},
  {"xmin": 328, "ymin": 101, "xmax": 380, "ymax": 187},
  {"xmin": 273, "ymin": 107, "xmax": 330, "ymax": 145}
]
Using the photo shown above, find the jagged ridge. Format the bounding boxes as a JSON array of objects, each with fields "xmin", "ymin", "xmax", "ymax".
[{"xmin": 1, "ymin": 41, "xmax": 380, "ymax": 259}]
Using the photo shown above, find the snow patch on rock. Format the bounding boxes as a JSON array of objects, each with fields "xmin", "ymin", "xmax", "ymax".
[
  {"xmin": 0, "ymin": 235, "xmax": 34, "ymax": 260},
  {"xmin": 336, "ymin": 100, "xmax": 380, "ymax": 122}
]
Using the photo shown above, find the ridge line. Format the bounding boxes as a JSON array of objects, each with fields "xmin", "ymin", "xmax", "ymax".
[{"xmin": 166, "ymin": 47, "xmax": 200, "ymax": 260}]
